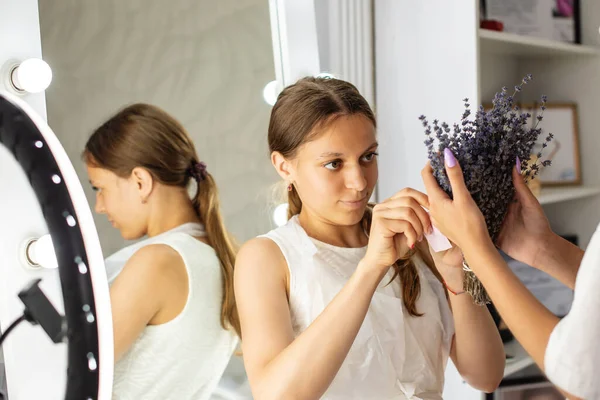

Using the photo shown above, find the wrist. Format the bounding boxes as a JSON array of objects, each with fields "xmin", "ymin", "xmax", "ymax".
[
  {"xmin": 532, "ymin": 233, "xmax": 583, "ymax": 289},
  {"xmin": 356, "ymin": 258, "xmax": 389, "ymax": 288},
  {"xmin": 532, "ymin": 231, "xmax": 567, "ymax": 268},
  {"xmin": 442, "ymin": 278, "xmax": 466, "ymax": 296},
  {"xmin": 462, "ymin": 239, "xmax": 498, "ymax": 272},
  {"xmin": 437, "ymin": 264, "xmax": 464, "ymax": 289},
  {"xmin": 457, "ymin": 226, "xmax": 493, "ymax": 257}
]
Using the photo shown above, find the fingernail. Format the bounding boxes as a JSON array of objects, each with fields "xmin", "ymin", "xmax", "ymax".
[
  {"xmin": 419, "ymin": 235, "xmax": 423, "ymax": 242},
  {"xmin": 410, "ymin": 243, "xmax": 415, "ymax": 249},
  {"xmin": 516, "ymin": 156, "xmax": 522, "ymax": 174},
  {"xmin": 444, "ymin": 148, "xmax": 457, "ymax": 168},
  {"xmin": 428, "ymin": 226, "xmax": 433, "ymax": 235}
]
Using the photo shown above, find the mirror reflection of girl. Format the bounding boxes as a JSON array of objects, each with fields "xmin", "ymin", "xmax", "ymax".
[
  {"xmin": 83, "ymin": 104, "xmax": 239, "ymax": 399},
  {"xmin": 235, "ymin": 77, "xmax": 505, "ymax": 399}
]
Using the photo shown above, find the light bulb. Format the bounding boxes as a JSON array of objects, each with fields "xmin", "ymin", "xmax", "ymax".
[
  {"xmin": 11, "ymin": 58, "xmax": 53, "ymax": 93},
  {"xmin": 24, "ymin": 234, "xmax": 59, "ymax": 269},
  {"xmin": 263, "ymin": 80, "xmax": 280, "ymax": 106},
  {"xmin": 316, "ymin": 72, "xmax": 336, "ymax": 79},
  {"xmin": 273, "ymin": 203, "xmax": 289, "ymax": 227}
]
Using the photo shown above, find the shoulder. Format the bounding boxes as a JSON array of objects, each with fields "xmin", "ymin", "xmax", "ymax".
[
  {"xmin": 236, "ymin": 237, "xmax": 286, "ymax": 271},
  {"xmin": 110, "ymin": 244, "xmax": 187, "ymax": 316},
  {"xmin": 129, "ymin": 243, "xmax": 181, "ymax": 267},
  {"xmin": 235, "ymin": 237, "xmax": 288, "ymax": 289},
  {"xmin": 120, "ymin": 243, "xmax": 185, "ymax": 284}
]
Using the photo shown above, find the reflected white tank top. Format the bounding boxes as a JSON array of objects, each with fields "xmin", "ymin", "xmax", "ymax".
[{"xmin": 107, "ymin": 224, "xmax": 239, "ymax": 400}]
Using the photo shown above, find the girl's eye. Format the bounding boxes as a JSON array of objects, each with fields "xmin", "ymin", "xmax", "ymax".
[
  {"xmin": 324, "ymin": 160, "xmax": 342, "ymax": 170},
  {"xmin": 362, "ymin": 152, "xmax": 379, "ymax": 162}
]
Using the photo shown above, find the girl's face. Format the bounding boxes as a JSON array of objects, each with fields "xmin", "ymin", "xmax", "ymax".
[
  {"xmin": 284, "ymin": 114, "xmax": 378, "ymax": 226},
  {"xmin": 86, "ymin": 165, "xmax": 148, "ymax": 240}
]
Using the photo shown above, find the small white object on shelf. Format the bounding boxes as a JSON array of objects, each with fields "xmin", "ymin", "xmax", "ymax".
[
  {"xmin": 479, "ymin": 29, "xmax": 600, "ymax": 57},
  {"xmin": 504, "ymin": 339, "xmax": 535, "ymax": 378},
  {"xmin": 537, "ymin": 186, "xmax": 600, "ymax": 205}
]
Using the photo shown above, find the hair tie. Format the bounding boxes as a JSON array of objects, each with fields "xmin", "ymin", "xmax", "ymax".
[{"xmin": 188, "ymin": 161, "xmax": 208, "ymax": 182}]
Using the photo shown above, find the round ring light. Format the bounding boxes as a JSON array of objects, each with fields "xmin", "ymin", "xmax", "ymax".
[{"xmin": 0, "ymin": 92, "xmax": 113, "ymax": 399}]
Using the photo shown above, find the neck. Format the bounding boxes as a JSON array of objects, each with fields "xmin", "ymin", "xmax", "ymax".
[
  {"xmin": 297, "ymin": 208, "xmax": 367, "ymax": 248},
  {"xmin": 146, "ymin": 189, "xmax": 201, "ymax": 237}
]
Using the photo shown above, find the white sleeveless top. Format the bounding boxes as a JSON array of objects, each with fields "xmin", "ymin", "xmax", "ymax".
[
  {"xmin": 261, "ymin": 216, "xmax": 455, "ymax": 400},
  {"xmin": 106, "ymin": 223, "xmax": 239, "ymax": 400}
]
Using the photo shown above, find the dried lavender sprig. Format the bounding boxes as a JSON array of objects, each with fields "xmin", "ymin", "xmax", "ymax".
[{"xmin": 420, "ymin": 75, "xmax": 553, "ymax": 305}]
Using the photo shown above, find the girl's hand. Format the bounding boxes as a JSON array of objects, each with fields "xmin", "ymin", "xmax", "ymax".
[{"xmin": 363, "ymin": 188, "xmax": 432, "ymax": 272}]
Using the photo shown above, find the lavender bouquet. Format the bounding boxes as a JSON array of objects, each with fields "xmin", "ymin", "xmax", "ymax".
[{"xmin": 421, "ymin": 75, "xmax": 553, "ymax": 305}]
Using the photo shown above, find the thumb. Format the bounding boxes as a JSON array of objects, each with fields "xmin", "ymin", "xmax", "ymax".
[
  {"xmin": 443, "ymin": 148, "xmax": 469, "ymax": 200},
  {"xmin": 512, "ymin": 159, "xmax": 538, "ymax": 206}
]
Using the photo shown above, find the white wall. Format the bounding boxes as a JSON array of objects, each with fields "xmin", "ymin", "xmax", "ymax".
[
  {"xmin": 375, "ymin": 0, "xmax": 480, "ymax": 199},
  {"xmin": 38, "ymin": 0, "xmax": 278, "ymax": 256},
  {"xmin": 0, "ymin": 1, "xmax": 68, "ymax": 399}
]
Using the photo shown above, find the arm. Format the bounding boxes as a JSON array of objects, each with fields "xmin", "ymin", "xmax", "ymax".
[
  {"xmin": 110, "ymin": 244, "xmax": 188, "ymax": 362},
  {"xmin": 496, "ymin": 168, "xmax": 583, "ymax": 289},
  {"xmin": 543, "ymin": 228, "xmax": 600, "ymax": 399},
  {"xmin": 421, "ymin": 156, "xmax": 584, "ymax": 400},
  {"xmin": 462, "ymin": 242, "xmax": 558, "ymax": 374},
  {"xmin": 529, "ymin": 233, "xmax": 583, "ymax": 290},
  {"xmin": 421, "ymin": 244, "xmax": 504, "ymax": 393},
  {"xmin": 447, "ymin": 295, "xmax": 504, "ymax": 393},
  {"xmin": 235, "ymin": 238, "xmax": 387, "ymax": 400},
  {"xmin": 461, "ymin": 242, "xmax": 582, "ymax": 400}
]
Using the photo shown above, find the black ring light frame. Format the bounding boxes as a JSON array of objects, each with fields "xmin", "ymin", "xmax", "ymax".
[{"xmin": 0, "ymin": 92, "xmax": 112, "ymax": 400}]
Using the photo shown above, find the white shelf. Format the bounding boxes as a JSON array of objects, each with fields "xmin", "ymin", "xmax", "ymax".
[
  {"xmin": 504, "ymin": 339, "xmax": 535, "ymax": 378},
  {"xmin": 537, "ymin": 186, "xmax": 600, "ymax": 205},
  {"xmin": 479, "ymin": 29, "xmax": 600, "ymax": 57}
]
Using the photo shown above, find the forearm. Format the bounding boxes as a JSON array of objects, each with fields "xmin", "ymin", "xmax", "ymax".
[
  {"xmin": 533, "ymin": 233, "xmax": 583, "ymax": 289},
  {"xmin": 463, "ymin": 242, "xmax": 559, "ymax": 370},
  {"xmin": 465, "ymin": 253, "xmax": 582, "ymax": 400},
  {"xmin": 449, "ymin": 290, "xmax": 505, "ymax": 392},
  {"xmin": 252, "ymin": 261, "xmax": 385, "ymax": 400}
]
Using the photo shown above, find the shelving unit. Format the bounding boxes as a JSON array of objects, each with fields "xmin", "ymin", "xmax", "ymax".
[
  {"xmin": 504, "ymin": 340, "xmax": 535, "ymax": 378},
  {"xmin": 538, "ymin": 186, "xmax": 600, "ymax": 205},
  {"xmin": 479, "ymin": 29, "xmax": 600, "ymax": 57},
  {"xmin": 477, "ymin": 13, "xmax": 600, "ymax": 399},
  {"xmin": 478, "ymin": 21, "xmax": 600, "ymax": 250}
]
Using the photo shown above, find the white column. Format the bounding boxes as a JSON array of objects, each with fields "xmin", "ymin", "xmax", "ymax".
[
  {"xmin": 269, "ymin": 0, "xmax": 321, "ymax": 88},
  {"xmin": 375, "ymin": 0, "xmax": 480, "ymax": 199},
  {"xmin": 325, "ymin": 0, "xmax": 375, "ymax": 107},
  {"xmin": 269, "ymin": 0, "xmax": 375, "ymax": 106}
]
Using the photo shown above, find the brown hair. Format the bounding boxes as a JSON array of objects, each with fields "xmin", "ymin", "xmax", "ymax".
[
  {"xmin": 83, "ymin": 103, "xmax": 240, "ymax": 335},
  {"xmin": 268, "ymin": 77, "xmax": 444, "ymax": 316}
]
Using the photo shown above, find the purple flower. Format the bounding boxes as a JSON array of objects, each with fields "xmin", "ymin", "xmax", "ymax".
[{"xmin": 420, "ymin": 74, "xmax": 553, "ymax": 305}]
